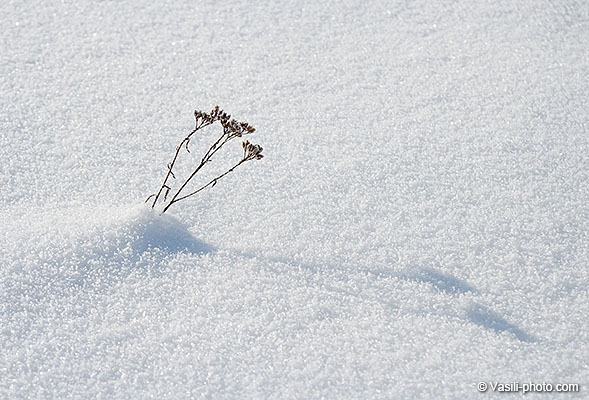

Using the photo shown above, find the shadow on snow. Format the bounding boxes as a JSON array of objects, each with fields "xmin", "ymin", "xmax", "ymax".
[
  {"xmin": 226, "ymin": 248, "xmax": 537, "ymax": 343},
  {"xmin": 467, "ymin": 303, "xmax": 537, "ymax": 343}
]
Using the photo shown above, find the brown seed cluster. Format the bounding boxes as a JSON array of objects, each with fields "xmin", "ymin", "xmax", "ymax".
[
  {"xmin": 242, "ymin": 140, "xmax": 264, "ymax": 160},
  {"xmin": 194, "ymin": 106, "xmax": 255, "ymax": 138}
]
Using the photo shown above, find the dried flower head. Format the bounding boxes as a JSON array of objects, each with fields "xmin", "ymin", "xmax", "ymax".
[
  {"xmin": 148, "ymin": 107, "xmax": 265, "ymax": 213},
  {"xmin": 243, "ymin": 140, "xmax": 264, "ymax": 160}
]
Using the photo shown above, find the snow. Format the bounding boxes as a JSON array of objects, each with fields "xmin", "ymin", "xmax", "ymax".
[{"xmin": 1, "ymin": 0, "xmax": 588, "ymax": 398}]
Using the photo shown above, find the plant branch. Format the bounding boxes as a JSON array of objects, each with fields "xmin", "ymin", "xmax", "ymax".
[
  {"xmin": 149, "ymin": 106, "xmax": 263, "ymax": 214},
  {"xmin": 150, "ymin": 116, "xmax": 213, "ymax": 208},
  {"xmin": 164, "ymin": 158, "xmax": 246, "ymax": 211}
]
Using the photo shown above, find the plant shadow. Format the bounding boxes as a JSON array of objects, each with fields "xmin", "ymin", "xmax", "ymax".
[
  {"xmin": 408, "ymin": 267, "xmax": 477, "ymax": 295},
  {"xmin": 467, "ymin": 303, "xmax": 537, "ymax": 343},
  {"xmin": 226, "ymin": 249, "xmax": 537, "ymax": 343}
]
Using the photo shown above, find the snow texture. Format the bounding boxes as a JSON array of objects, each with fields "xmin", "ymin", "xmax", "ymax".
[{"xmin": 1, "ymin": 0, "xmax": 588, "ymax": 398}]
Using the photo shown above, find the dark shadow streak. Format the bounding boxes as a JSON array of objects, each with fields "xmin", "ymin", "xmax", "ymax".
[
  {"xmin": 467, "ymin": 303, "xmax": 537, "ymax": 343},
  {"xmin": 409, "ymin": 268, "xmax": 477, "ymax": 295},
  {"xmin": 227, "ymin": 250, "xmax": 537, "ymax": 343}
]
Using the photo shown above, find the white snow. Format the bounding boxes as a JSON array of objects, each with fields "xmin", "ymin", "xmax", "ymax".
[{"xmin": 1, "ymin": 0, "xmax": 588, "ymax": 398}]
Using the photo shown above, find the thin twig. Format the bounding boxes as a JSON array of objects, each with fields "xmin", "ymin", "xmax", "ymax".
[
  {"xmin": 163, "ymin": 158, "xmax": 246, "ymax": 211},
  {"xmin": 151, "ymin": 119, "xmax": 213, "ymax": 208},
  {"xmin": 150, "ymin": 106, "xmax": 263, "ymax": 214}
]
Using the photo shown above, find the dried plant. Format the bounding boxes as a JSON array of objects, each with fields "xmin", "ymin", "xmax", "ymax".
[{"xmin": 146, "ymin": 106, "xmax": 264, "ymax": 214}]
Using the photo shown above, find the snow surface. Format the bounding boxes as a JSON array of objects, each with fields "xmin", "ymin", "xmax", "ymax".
[{"xmin": 1, "ymin": 0, "xmax": 588, "ymax": 398}]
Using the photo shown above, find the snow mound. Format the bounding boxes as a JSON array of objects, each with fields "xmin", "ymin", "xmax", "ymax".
[
  {"xmin": 1, "ymin": 203, "xmax": 213, "ymax": 314},
  {"xmin": 0, "ymin": 205, "xmax": 213, "ymax": 398},
  {"xmin": 3, "ymin": 203, "xmax": 212, "ymax": 257}
]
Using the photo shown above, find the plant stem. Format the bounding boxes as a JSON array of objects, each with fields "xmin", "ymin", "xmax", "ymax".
[
  {"xmin": 161, "ymin": 134, "xmax": 230, "ymax": 213},
  {"xmin": 151, "ymin": 138, "xmax": 186, "ymax": 208},
  {"xmin": 149, "ymin": 107, "xmax": 263, "ymax": 214},
  {"xmin": 151, "ymin": 120, "xmax": 211, "ymax": 209},
  {"xmin": 163, "ymin": 158, "xmax": 246, "ymax": 213}
]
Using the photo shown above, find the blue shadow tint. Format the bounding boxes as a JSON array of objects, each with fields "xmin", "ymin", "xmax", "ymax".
[{"xmin": 467, "ymin": 303, "xmax": 537, "ymax": 343}]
